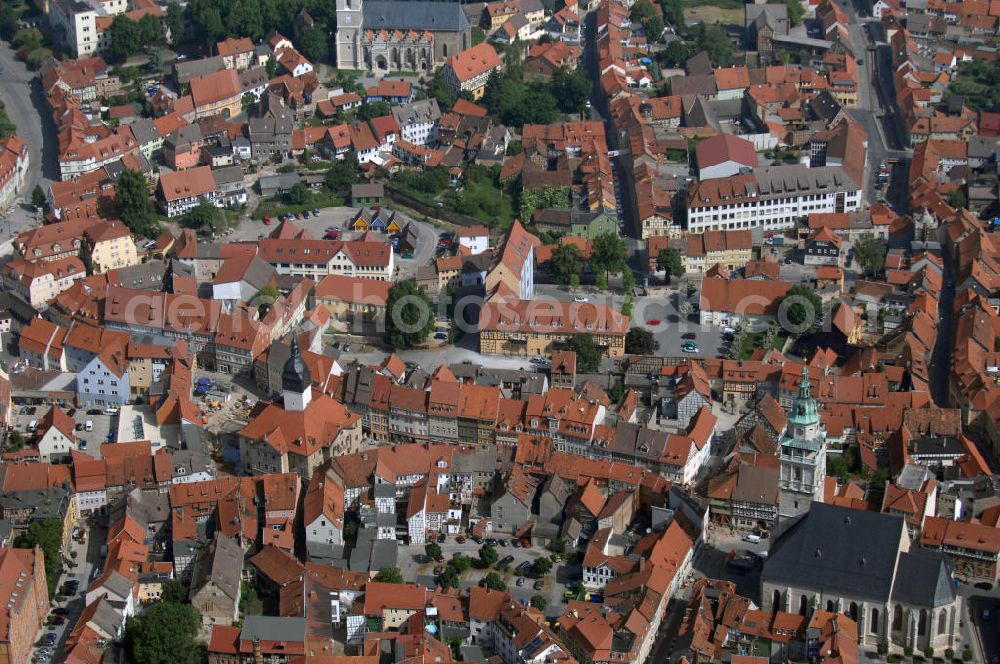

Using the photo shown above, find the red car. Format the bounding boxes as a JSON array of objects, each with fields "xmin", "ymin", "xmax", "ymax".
[
  {"xmin": 645, "ymin": 319, "xmax": 661, "ymax": 326},
  {"xmin": 455, "ymin": 535, "xmax": 466, "ymax": 544},
  {"xmin": 263, "ymin": 216, "xmax": 271, "ymax": 225}
]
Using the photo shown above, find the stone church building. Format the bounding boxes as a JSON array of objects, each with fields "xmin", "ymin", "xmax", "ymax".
[
  {"xmin": 336, "ymin": 0, "xmax": 473, "ymax": 72},
  {"xmin": 762, "ymin": 503, "xmax": 961, "ymax": 657}
]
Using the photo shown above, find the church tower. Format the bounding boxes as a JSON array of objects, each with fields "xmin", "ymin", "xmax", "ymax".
[
  {"xmin": 336, "ymin": 0, "xmax": 363, "ymax": 70},
  {"xmin": 778, "ymin": 366, "xmax": 827, "ymax": 521},
  {"xmin": 282, "ymin": 337, "xmax": 312, "ymax": 412}
]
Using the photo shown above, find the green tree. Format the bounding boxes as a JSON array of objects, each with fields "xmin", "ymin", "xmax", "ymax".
[
  {"xmin": 449, "ymin": 553, "xmax": 472, "ymax": 573},
  {"xmin": 693, "ymin": 24, "xmax": 735, "ymax": 67},
  {"xmin": 108, "ymin": 16, "xmax": 142, "ymax": 61},
  {"xmin": 286, "ymin": 182, "xmax": 310, "ymax": 205},
  {"xmin": 16, "ymin": 519, "xmax": 63, "ymax": 597},
  {"xmin": 386, "ymin": 280, "xmax": 435, "ymax": 349},
  {"xmin": 31, "ymin": 185, "xmax": 46, "ymax": 209},
  {"xmin": 591, "ymin": 232, "xmax": 627, "ymax": 282},
  {"xmin": 242, "ymin": 92, "xmax": 257, "ymax": 112},
  {"xmin": 533, "ymin": 557, "xmax": 553, "ymax": 576},
  {"xmin": 265, "ymin": 56, "xmax": 277, "ymax": 79},
  {"xmin": 551, "ymin": 66, "xmax": 592, "ymax": 114},
  {"xmin": 425, "ymin": 542, "xmax": 442, "ymax": 559},
  {"xmin": 656, "ymin": 247, "xmax": 685, "ymax": 281},
  {"xmin": 357, "ymin": 101, "xmax": 391, "ymax": 121},
  {"xmin": 159, "ymin": 579, "xmax": 190, "ymax": 604},
  {"xmin": 547, "ymin": 243, "xmax": 584, "ymax": 286},
  {"xmin": 947, "ymin": 188, "xmax": 967, "ymax": 210},
  {"xmin": 660, "ymin": 40, "xmax": 692, "ymax": 68},
  {"xmin": 138, "ymin": 13, "xmax": 162, "ymax": 43},
  {"xmin": 299, "ymin": 25, "xmax": 329, "ymax": 63},
  {"xmin": 124, "ymin": 601, "xmax": 202, "ymax": 664},
  {"xmin": 115, "ymin": 168, "xmax": 157, "ymax": 237},
  {"xmin": 179, "ymin": 199, "xmax": 220, "ymax": 229},
  {"xmin": 563, "ymin": 333, "xmax": 601, "ymax": 373},
  {"xmin": 778, "ymin": 284, "xmax": 823, "ymax": 333},
  {"xmin": 781, "ymin": 0, "xmax": 805, "ymax": 25},
  {"xmin": 0, "ymin": 4, "xmax": 18, "ymax": 40},
  {"xmin": 631, "ymin": 1, "xmax": 663, "ymax": 41},
  {"xmin": 427, "ymin": 67, "xmax": 458, "ymax": 110},
  {"xmin": 660, "ymin": 0, "xmax": 684, "ymax": 29},
  {"xmin": 481, "ymin": 572, "xmax": 507, "ymax": 591},
  {"xmin": 375, "ymin": 566, "xmax": 404, "ymax": 583},
  {"xmin": 625, "ymin": 327, "xmax": 659, "ymax": 355},
  {"xmin": 438, "ymin": 566, "xmax": 460, "ymax": 589},
  {"xmin": 165, "ymin": 2, "xmax": 185, "ymax": 43},
  {"xmin": 479, "ymin": 543, "xmax": 498, "ymax": 567},
  {"xmin": 531, "ymin": 595, "xmax": 547, "ymax": 610},
  {"xmin": 608, "ymin": 380, "xmax": 626, "ymax": 403},
  {"xmin": 325, "ymin": 154, "xmax": 360, "ymax": 193},
  {"xmin": 853, "ymin": 233, "xmax": 886, "ymax": 278}
]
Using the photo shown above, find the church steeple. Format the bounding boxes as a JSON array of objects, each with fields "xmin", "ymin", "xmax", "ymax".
[
  {"xmin": 789, "ymin": 366, "xmax": 818, "ymax": 427},
  {"xmin": 282, "ymin": 337, "xmax": 312, "ymax": 412}
]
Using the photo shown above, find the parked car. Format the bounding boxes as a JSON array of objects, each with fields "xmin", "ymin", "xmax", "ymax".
[
  {"xmin": 343, "ymin": 343, "xmax": 352, "ymax": 352},
  {"xmin": 681, "ymin": 341, "xmax": 700, "ymax": 353},
  {"xmin": 681, "ymin": 332, "xmax": 697, "ymax": 340},
  {"xmin": 976, "ymin": 582, "xmax": 994, "ymax": 591},
  {"xmin": 51, "ymin": 608, "xmax": 69, "ymax": 616},
  {"xmin": 517, "ymin": 577, "xmax": 526, "ymax": 587},
  {"xmin": 455, "ymin": 536, "xmax": 466, "ymax": 544},
  {"xmin": 434, "ymin": 332, "xmax": 448, "ymax": 340},
  {"xmin": 313, "ymin": 209, "xmax": 321, "ymax": 216},
  {"xmin": 433, "ymin": 566, "xmax": 444, "ymax": 575},
  {"xmin": 573, "ymin": 296, "xmax": 588, "ymax": 303},
  {"xmin": 437, "ymin": 533, "xmax": 446, "ymax": 543},
  {"xmin": 87, "ymin": 409, "xmax": 101, "ymax": 415},
  {"xmin": 500, "ymin": 555, "xmax": 515, "ymax": 566},
  {"xmin": 533, "ymin": 580, "xmax": 544, "ymax": 590},
  {"xmin": 498, "ymin": 539, "xmax": 509, "ymax": 547}
]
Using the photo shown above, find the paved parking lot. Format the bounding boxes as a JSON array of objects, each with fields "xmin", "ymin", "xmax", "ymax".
[
  {"xmin": 9, "ymin": 404, "xmax": 118, "ymax": 459},
  {"xmin": 398, "ymin": 538, "xmax": 577, "ymax": 618}
]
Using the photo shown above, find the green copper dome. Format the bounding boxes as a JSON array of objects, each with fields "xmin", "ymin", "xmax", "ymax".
[{"xmin": 788, "ymin": 366, "xmax": 818, "ymax": 426}]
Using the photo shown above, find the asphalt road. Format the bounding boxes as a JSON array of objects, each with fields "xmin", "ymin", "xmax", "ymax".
[{"xmin": 0, "ymin": 37, "xmax": 57, "ymax": 234}]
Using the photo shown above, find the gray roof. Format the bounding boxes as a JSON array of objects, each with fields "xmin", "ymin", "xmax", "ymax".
[
  {"xmin": 352, "ymin": 182, "xmax": 385, "ymax": 198},
  {"xmin": 88, "ymin": 597, "xmax": 126, "ymax": 637},
  {"xmin": 364, "ymin": 0, "xmax": 472, "ymax": 31},
  {"xmin": 732, "ymin": 464, "xmax": 779, "ymax": 504},
  {"xmin": 175, "ymin": 56, "xmax": 226, "ymax": 85},
  {"xmin": 130, "ymin": 117, "xmax": 159, "ymax": 146},
  {"xmin": 808, "ymin": 90, "xmax": 843, "ymax": 123},
  {"xmin": 240, "ymin": 615, "xmax": 307, "ymax": 644},
  {"xmin": 746, "ymin": 3, "xmax": 788, "ymax": 32},
  {"xmin": 762, "ymin": 503, "xmax": 904, "ymax": 603},
  {"xmin": 166, "ymin": 123, "xmax": 203, "ymax": 149},
  {"xmin": 212, "ymin": 165, "xmax": 246, "ymax": 187},
  {"xmin": 891, "ymin": 550, "xmax": 956, "ymax": 608},
  {"xmin": 911, "ymin": 436, "xmax": 965, "ymax": 456},
  {"xmin": 190, "ymin": 532, "xmax": 242, "ymax": 602},
  {"xmin": 393, "ymin": 98, "xmax": 442, "ymax": 128}
]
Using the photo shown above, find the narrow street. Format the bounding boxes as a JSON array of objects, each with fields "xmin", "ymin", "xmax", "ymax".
[{"xmin": 0, "ymin": 36, "xmax": 59, "ymax": 236}]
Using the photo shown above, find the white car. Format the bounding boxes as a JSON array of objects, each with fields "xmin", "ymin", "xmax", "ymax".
[
  {"xmin": 722, "ymin": 327, "xmax": 737, "ymax": 335},
  {"xmin": 573, "ymin": 296, "xmax": 589, "ymax": 303}
]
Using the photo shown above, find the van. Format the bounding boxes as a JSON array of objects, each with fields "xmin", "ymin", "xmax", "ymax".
[
  {"xmin": 85, "ymin": 420, "xmax": 93, "ymax": 432},
  {"xmin": 744, "ymin": 533, "xmax": 762, "ymax": 544},
  {"xmin": 27, "ymin": 420, "xmax": 37, "ymax": 432}
]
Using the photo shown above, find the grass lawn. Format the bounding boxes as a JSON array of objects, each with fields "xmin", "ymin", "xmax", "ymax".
[
  {"xmin": 447, "ymin": 179, "xmax": 516, "ymax": 228},
  {"xmin": 686, "ymin": 4, "xmax": 745, "ymax": 23},
  {"xmin": 252, "ymin": 193, "xmax": 345, "ymax": 220}
]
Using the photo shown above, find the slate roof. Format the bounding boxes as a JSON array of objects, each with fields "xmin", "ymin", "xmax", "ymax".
[
  {"xmin": 762, "ymin": 503, "xmax": 904, "ymax": 603},
  {"xmin": 890, "ymin": 550, "xmax": 956, "ymax": 608},
  {"xmin": 364, "ymin": 1, "xmax": 472, "ymax": 31}
]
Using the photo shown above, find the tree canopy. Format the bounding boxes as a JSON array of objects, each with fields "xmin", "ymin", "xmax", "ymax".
[
  {"xmin": 481, "ymin": 69, "xmax": 559, "ymax": 127},
  {"xmin": 547, "ymin": 243, "xmax": 585, "ymax": 286},
  {"xmin": 287, "ymin": 182, "xmax": 310, "ymax": 205},
  {"xmin": 853, "ymin": 233, "xmax": 886, "ymax": 278},
  {"xmin": 325, "ymin": 154, "xmax": 360, "ymax": 194},
  {"xmin": 656, "ymin": 247, "xmax": 684, "ymax": 281},
  {"xmin": 551, "ymin": 66, "xmax": 592, "ymax": 113},
  {"xmin": 108, "ymin": 14, "xmax": 162, "ymax": 61},
  {"xmin": 562, "ymin": 333, "xmax": 602, "ymax": 373},
  {"xmin": 947, "ymin": 58, "xmax": 1000, "ymax": 112},
  {"xmin": 519, "ymin": 186, "xmax": 570, "ymax": 222},
  {"xmin": 630, "ymin": 1, "xmax": 663, "ymax": 41},
  {"xmin": 478, "ymin": 543, "xmax": 498, "ymax": 567},
  {"xmin": 591, "ymin": 232, "xmax": 628, "ymax": 280},
  {"xmin": 16, "ymin": 519, "xmax": 62, "ymax": 597},
  {"xmin": 625, "ymin": 327, "xmax": 659, "ymax": 355},
  {"xmin": 778, "ymin": 284, "xmax": 824, "ymax": 333},
  {"xmin": 299, "ymin": 25, "xmax": 329, "ymax": 63},
  {"xmin": 386, "ymin": 280, "xmax": 435, "ymax": 349},
  {"xmin": 692, "ymin": 24, "xmax": 734, "ymax": 67},
  {"xmin": 481, "ymin": 572, "xmax": 507, "ymax": 591},
  {"xmin": 781, "ymin": 0, "xmax": 805, "ymax": 25},
  {"xmin": 116, "ymin": 168, "xmax": 157, "ymax": 237},
  {"xmin": 375, "ymin": 566, "xmax": 404, "ymax": 583},
  {"xmin": 124, "ymin": 601, "xmax": 202, "ymax": 664}
]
